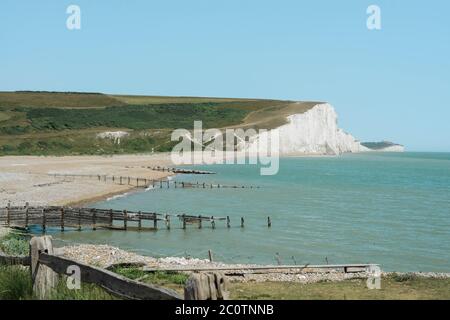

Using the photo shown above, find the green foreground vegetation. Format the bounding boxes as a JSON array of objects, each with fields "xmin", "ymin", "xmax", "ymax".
[
  {"xmin": 0, "ymin": 91, "xmax": 317, "ymax": 155},
  {"xmin": 1, "ymin": 231, "xmax": 448, "ymax": 300}
]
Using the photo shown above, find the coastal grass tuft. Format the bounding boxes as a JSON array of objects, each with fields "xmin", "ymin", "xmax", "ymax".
[
  {"xmin": 0, "ymin": 231, "xmax": 30, "ymax": 256},
  {"xmin": 112, "ymin": 266, "xmax": 189, "ymax": 291},
  {"xmin": 0, "ymin": 265, "xmax": 33, "ymax": 300}
]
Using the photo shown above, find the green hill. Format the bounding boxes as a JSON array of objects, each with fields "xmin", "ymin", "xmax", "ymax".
[{"xmin": 0, "ymin": 91, "xmax": 318, "ymax": 155}]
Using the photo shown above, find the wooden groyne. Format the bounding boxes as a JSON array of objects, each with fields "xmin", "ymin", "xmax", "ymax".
[
  {"xmin": 50, "ymin": 173, "xmax": 259, "ymax": 189},
  {"xmin": 148, "ymin": 166, "xmax": 216, "ymax": 174},
  {"xmin": 0, "ymin": 203, "xmax": 261, "ymax": 231}
]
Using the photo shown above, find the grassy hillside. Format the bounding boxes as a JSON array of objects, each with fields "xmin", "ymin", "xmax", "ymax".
[{"xmin": 0, "ymin": 91, "xmax": 318, "ymax": 155}]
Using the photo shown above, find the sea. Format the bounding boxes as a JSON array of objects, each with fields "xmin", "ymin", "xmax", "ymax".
[{"xmin": 55, "ymin": 152, "xmax": 450, "ymax": 272}]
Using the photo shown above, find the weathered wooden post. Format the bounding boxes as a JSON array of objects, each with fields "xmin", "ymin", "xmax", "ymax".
[
  {"xmin": 60, "ymin": 207, "xmax": 65, "ymax": 232},
  {"xmin": 174, "ymin": 181, "xmax": 177, "ymax": 188},
  {"xmin": 25, "ymin": 202, "xmax": 29, "ymax": 229},
  {"xmin": 182, "ymin": 214, "xmax": 186, "ymax": 229},
  {"xmin": 109, "ymin": 209, "xmax": 114, "ymax": 227},
  {"xmin": 167, "ymin": 180, "xmax": 170, "ymax": 189},
  {"xmin": 160, "ymin": 180, "xmax": 163, "ymax": 188},
  {"xmin": 123, "ymin": 210, "xmax": 128, "ymax": 230},
  {"xmin": 30, "ymin": 236, "xmax": 59, "ymax": 299},
  {"xmin": 153, "ymin": 213, "xmax": 158, "ymax": 229},
  {"xmin": 6, "ymin": 201, "xmax": 10, "ymax": 226},
  {"xmin": 208, "ymin": 249, "xmax": 213, "ymax": 262},
  {"xmin": 241, "ymin": 217, "xmax": 244, "ymax": 228},
  {"xmin": 42, "ymin": 208, "xmax": 46, "ymax": 233},
  {"xmin": 267, "ymin": 216, "xmax": 272, "ymax": 228},
  {"xmin": 184, "ymin": 273, "xmax": 229, "ymax": 300},
  {"xmin": 211, "ymin": 216, "xmax": 215, "ymax": 229},
  {"xmin": 92, "ymin": 209, "xmax": 97, "ymax": 231},
  {"xmin": 203, "ymin": 183, "xmax": 206, "ymax": 188},
  {"xmin": 226, "ymin": 216, "xmax": 230, "ymax": 228},
  {"xmin": 165, "ymin": 214, "xmax": 170, "ymax": 230},
  {"xmin": 198, "ymin": 215, "xmax": 202, "ymax": 229},
  {"xmin": 120, "ymin": 176, "xmax": 123, "ymax": 185},
  {"xmin": 138, "ymin": 211, "xmax": 142, "ymax": 230},
  {"xmin": 182, "ymin": 182, "xmax": 185, "ymax": 188},
  {"xmin": 152, "ymin": 180, "xmax": 155, "ymax": 188},
  {"xmin": 78, "ymin": 208, "xmax": 82, "ymax": 231},
  {"xmin": 128, "ymin": 176, "xmax": 131, "ymax": 185},
  {"xmin": 136, "ymin": 178, "xmax": 139, "ymax": 187},
  {"xmin": 112, "ymin": 176, "xmax": 115, "ymax": 183}
]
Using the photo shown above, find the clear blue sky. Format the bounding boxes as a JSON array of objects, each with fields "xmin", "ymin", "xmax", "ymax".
[{"xmin": 1, "ymin": 0, "xmax": 449, "ymax": 151}]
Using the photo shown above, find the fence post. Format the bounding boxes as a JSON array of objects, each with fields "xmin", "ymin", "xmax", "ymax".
[
  {"xmin": 184, "ymin": 272, "xmax": 229, "ymax": 300},
  {"xmin": 6, "ymin": 201, "xmax": 10, "ymax": 226},
  {"xmin": 165, "ymin": 214, "xmax": 170, "ymax": 230},
  {"xmin": 25, "ymin": 202, "xmax": 29, "ymax": 228},
  {"xmin": 153, "ymin": 213, "xmax": 157, "ymax": 229},
  {"xmin": 60, "ymin": 207, "xmax": 65, "ymax": 232},
  {"xmin": 138, "ymin": 211, "xmax": 142, "ymax": 230},
  {"xmin": 30, "ymin": 236, "xmax": 59, "ymax": 299},
  {"xmin": 198, "ymin": 215, "xmax": 202, "ymax": 229},
  {"xmin": 123, "ymin": 210, "xmax": 128, "ymax": 230},
  {"xmin": 241, "ymin": 217, "xmax": 244, "ymax": 228},
  {"xmin": 226, "ymin": 216, "xmax": 230, "ymax": 228}
]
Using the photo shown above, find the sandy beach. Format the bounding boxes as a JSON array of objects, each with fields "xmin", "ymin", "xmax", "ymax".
[{"xmin": 0, "ymin": 154, "xmax": 173, "ymax": 206}]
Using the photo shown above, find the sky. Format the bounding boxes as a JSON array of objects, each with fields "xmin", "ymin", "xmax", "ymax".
[{"xmin": 1, "ymin": 0, "xmax": 449, "ymax": 151}]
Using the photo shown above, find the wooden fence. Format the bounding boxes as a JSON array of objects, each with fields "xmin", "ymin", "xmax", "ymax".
[
  {"xmin": 50, "ymin": 173, "xmax": 259, "ymax": 189},
  {"xmin": 0, "ymin": 235, "xmax": 228, "ymax": 300},
  {"xmin": 0, "ymin": 204, "xmax": 264, "ymax": 231}
]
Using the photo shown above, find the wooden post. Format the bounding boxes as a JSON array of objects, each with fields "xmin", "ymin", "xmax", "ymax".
[
  {"xmin": 208, "ymin": 249, "xmax": 213, "ymax": 262},
  {"xmin": 138, "ymin": 211, "xmax": 142, "ymax": 230},
  {"xmin": 165, "ymin": 214, "xmax": 170, "ymax": 230},
  {"xmin": 241, "ymin": 217, "xmax": 244, "ymax": 228},
  {"xmin": 160, "ymin": 180, "xmax": 163, "ymax": 188},
  {"xmin": 203, "ymin": 183, "xmax": 205, "ymax": 188},
  {"xmin": 182, "ymin": 214, "xmax": 186, "ymax": 229},
  {"xmin": 6, "ymin": 202, "xmax": 10, "ymax": 226},
  {"xmin": 25, "ymin": 202, "xmax": 29, "ymax": 229},
  {"xmin": 182, "ymin": 182, "xmax": 185, "ymax": 188},
  {"xmin": 184, "ymin": 272, "xmax": 229, "ymax": 300},
  {"xmin": 211, "ymin": 216, "xmax": 215, "ymax": 229},
  {"xmin": 174, "ymin": 181, "xmax": 177, "ymax": 188},
  {"xmin": 226, "ymin": 216, "xmax": 230, "ymax": 228},
  {"xmin": 98, "ymin": 175, "xmax": 101, "ymax": 181},
  {"xmin": 152, "ymin": 180, "xmax": 155, "ymax": 188},
  {"xmin": 198, "ymin": 215, "xmax": 202, "ymax": 229},
  {"xmin": 109, "ymin": 209, "xmax": 113, "ymax": 227},
  {"xmin": 60, "ymin": 207, "xmax": 65, "ymax": 232},
  {"xmin": 92, "ymin": 209, "xmax": 97, "ymax": 231},
  {"xmin": 112, "ymin": 176, "xmax": 115, "ymax": 182},
  {"xmin": 120, "ymin": 176, "xmax": 123, "ymax": 185},
  {"xmin": 128, "ymin": 176, "xmax": 131, "ymax": 185},
  {"xmin": 78, "ymin": 208, "xmax": 82, "ymax": 231},
  {"xmin": 42, "ymin": 208, "xmax": 46, "ymax": 233},
  {"xmin": 167, "ymin": 180, "xmax": 170, "ymax": 189},
  {"xmin": 30, "ymin": 236, "xmax": 59, "ymax": 299},
  {"xmin": 267, "ymin": 216, "xmax": 272, "ymax": 228},
  {"xmin": 123, "ymin": 210, "xmax": 128, "ymax": 230},
  {"xmin": 153, "ymin": 214, "xmax": 157, "ymax": 229},
  {"xmin": 136, "ymin": 178, "xmax": 139, "ymax": 187}
]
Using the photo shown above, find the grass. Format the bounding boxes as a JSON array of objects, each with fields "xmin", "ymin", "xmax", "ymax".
[
  {"xmin": 230, "ymin": 275, "xmax": 450, "ymax": 300},
  {"xmin": 0, "ymin": 91, "xmax": 321, "ymax": 156},
  {"xmin": 0, "ymin": 231, "xmax": 29, "ymax": 256},
  {"xmin": 112, "ymin": 266, "xmax": 189, "ymax": 294}
]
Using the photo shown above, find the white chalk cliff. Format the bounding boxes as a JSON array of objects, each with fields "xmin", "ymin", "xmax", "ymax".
[{"xmin": 243, "ymin": 103, "xmax": 369, "ymax": 155}]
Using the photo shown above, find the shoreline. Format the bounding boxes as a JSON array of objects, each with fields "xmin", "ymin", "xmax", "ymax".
[{"xmin": 0, "ymin": 153, "xmax": 174, "ymax": 206}]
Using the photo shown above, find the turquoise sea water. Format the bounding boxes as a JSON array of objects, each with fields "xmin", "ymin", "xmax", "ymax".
[{"xmin": 56, "ymin": 152, "xmax": 450, "ymax": 272}]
